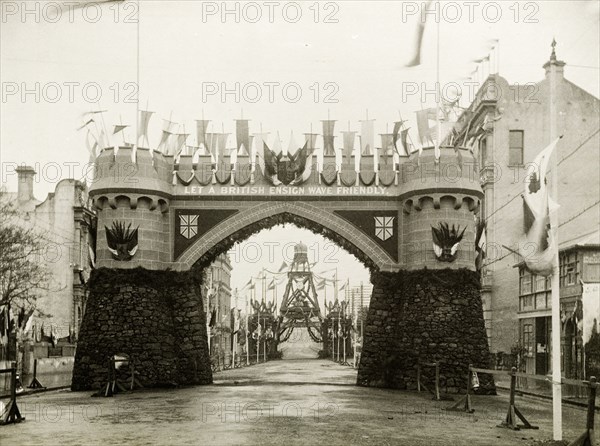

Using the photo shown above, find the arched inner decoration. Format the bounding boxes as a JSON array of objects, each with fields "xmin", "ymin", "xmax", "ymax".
[{"xmin": 189, "ymin": 211, "xmax": 379, "ymax": 274}]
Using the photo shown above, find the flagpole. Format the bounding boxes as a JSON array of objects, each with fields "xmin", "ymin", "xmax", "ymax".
[
  {"xmin": 245, "ymin": 292, "xmax": 249, "ymax": 366},
  {"xmin": 549, "ymin": 39, "xmax": 562, "ymax": 441},
  {"xmin": 435, "ymin": 1, "xmax": 441, "ymax": 162}
]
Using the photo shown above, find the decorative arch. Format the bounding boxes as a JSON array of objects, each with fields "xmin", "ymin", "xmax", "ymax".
[{"xmin": 175, "ymin": 202, "xmax": 396, "ymax": 273}]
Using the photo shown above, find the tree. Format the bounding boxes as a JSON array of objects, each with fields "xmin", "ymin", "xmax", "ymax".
[{"xmin": 0, "ymin": 194, "xmax": 49, "ymax": 360}]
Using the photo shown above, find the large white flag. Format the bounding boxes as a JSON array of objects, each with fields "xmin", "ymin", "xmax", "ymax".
[{"xmin": 519, "ymin": 137, "xmax": 561, "ymax": 276}]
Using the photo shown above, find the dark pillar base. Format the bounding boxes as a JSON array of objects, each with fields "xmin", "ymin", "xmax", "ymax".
[
  {"xmin": 357, "ymin": 268, "xmax": 495, "ymax": 394},
  {"xmin": 72, "ymin": 268, "xmax": 212, "ymax": 391}
]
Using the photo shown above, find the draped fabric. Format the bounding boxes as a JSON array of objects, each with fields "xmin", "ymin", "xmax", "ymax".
[{"xmin": 322, "ymin": 120, "xmax": 336, "ymax": 156}]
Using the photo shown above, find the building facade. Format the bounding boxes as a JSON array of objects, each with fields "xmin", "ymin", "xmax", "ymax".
[
  {"xmin": 1, "ymin": 166, "xmax": 95, "ymax": 387},
  {"xmin": 452, "ymin": 45, "xmax": 600, "ymax": 359},
  {"xmin": 203, "ymin": 253, "xmax": 233, "ymax": 368},
  {"xmin": 518, "ymin": 234, "xmax": 600, "ymax": 379}
]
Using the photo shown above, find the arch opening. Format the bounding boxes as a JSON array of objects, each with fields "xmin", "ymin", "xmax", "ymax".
[{"xmin": 197, "ymin": 220, "xmax": 373, "ymax": 372}]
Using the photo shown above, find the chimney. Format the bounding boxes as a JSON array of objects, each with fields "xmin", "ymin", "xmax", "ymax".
[
  {"xmin": 543, "ymin": 38, "xmax": 566, "ymax": 79},
  {"xmin": 16, "ymin": 166, "xmax": 36, "ymax": 202}
]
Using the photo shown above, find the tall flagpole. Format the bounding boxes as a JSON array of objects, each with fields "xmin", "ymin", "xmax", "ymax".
[
  {"xmin": 435, "ymin": 1, "xmax": 441, "ymax": 162},
  {"xmin": 549, "ymin": 39, "xmax": 562, "ymax": 441},
  {"xmin": 245, "ymin": 292, "xmax": 250, "ymax": 366}
]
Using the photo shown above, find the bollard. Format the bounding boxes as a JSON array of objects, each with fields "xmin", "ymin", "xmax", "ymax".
[
  {"xmin": 499, "ymin": 367, "xmax": 538, "ymax": 430},
  {"xmin": 568, "ymin": 376, "xmax": 597, "ymax": 446},
  {"xmin": 0, "ymin": 362, "xmax": 25, "ymax": 425}
]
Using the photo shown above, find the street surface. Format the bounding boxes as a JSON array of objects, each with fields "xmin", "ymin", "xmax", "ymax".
[{"xmin": 0, "ymin": 358, "xmax": 590, "ymax": 446}]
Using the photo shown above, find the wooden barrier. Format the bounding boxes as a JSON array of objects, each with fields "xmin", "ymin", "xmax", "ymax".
[
  {"xmin": 568, "ymin": 376, "xmax": 597, "ymax": 446},
  {"xmin": 27, "ymin": 359, "xmax": 45, "ymax": 390},
  {"xmin": 499, "ymin": 367, "xmax": 538, "ymax": 430},
  {"xmin": 446, "ymin": 364, "xmax": 475, "ymax": 413},
  {"xmin": 93, "ymin": 356, "xmax": 144, "ymax": 397},
  {"xmin": 0, "ymin": 362, "xmax": 25, "ymax": 425}
]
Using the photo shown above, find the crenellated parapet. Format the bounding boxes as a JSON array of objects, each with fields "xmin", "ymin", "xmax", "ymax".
[{"xmin": 400, "ymin": 147, "xmax": 482, "ymax": 271}]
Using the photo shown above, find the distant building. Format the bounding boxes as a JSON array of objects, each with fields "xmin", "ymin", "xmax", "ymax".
[
  {"xmin": 452, "ymin": 45, "xmax": 600, "ymax": 359},
  {"xmin": 7, "ymin": 166, "xmax": 95, "ymax": 344},
  {"xmin": 202, "ymin": 253, "xmax": 233, "ymax": 367},
  {"xmin": 517, "ymin": 232, "xmax": 600, "ymax": 379},
  {"xmin": 1, "ymin": 166, "xmax": 95, "ymax": 387}
]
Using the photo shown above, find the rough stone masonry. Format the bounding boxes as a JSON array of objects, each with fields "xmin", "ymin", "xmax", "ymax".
[
  {"xmin": 357, "ymin": 268, "xmax": 495, "ymax": 394},
  {"xmin": 71, "ymin": 268, "xmax": 212, "ymax": 390}
]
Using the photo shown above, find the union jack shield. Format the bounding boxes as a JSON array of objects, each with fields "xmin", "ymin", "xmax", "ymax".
[
  {"xmin": 374, "ymin": 216, "xmax": 395, "ymax": 241},
  {"xmin": 179, "ymin": 214, "xmax": 198, "ymax": 239}
]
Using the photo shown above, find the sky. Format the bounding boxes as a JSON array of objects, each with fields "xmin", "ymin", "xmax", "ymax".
[{"xmin": 1, "ymin": 1, "xmax": 599, "ymax": 296}]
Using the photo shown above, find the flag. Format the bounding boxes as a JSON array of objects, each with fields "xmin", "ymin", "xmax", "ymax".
[
  {"xmin": 209, "ymin": 308, "xmax": 217, "ymax": 327},
  {"xmin": 360, "ymin": 120, "xmax": 375, "ymax": 155},
  {"xmin": 475, "ymin": 220, "xmax": 486, "ymax": 272},
  {"xmin": 216, "ymin": 133, "xmax": 229, "ymax": 160},
  {"xmin": 316, "ymin": 279, "xmax": 326, "ymax": 290},
  {"xmin": 339, "ymin": 282, "xmax": 347, "ymax": 291},
  {"xmin": 519, "ymin": 137, "xmax": 561, "ymax": 276},
  {"xmin": 304, "ymin": 133, "xmax": 319, "ymax": 155},
  {"xmin": 113, "ymin": 124, "xmax": 128, "ymax": 135},
  {"xmin": 380, "ymin": 134, "xmax": 395, "ymax": 164},
  {"xmin": 158, "ymin": 131, "xmax": 172, "ymax": 153},
  {"xmin": 287, "ymin": 131, "xmax": 299, "ymax": 158},
  {"xmin": 196, "ymin": 119, "xmax": 210, "ymax": 149},
  {"xmin": 398, "ymin": 128, "xmax": 410, "ymax": 156},
  {"xmin": 405, "ymin": 1, "xmax": 432, "ymax": 67},
  {"xmin": 278, "ymin": 261, "xmax": 288, "ymax": 272},
  {"xmin": 416, "ymin": 109, "xmax": 435, "ymax": 146},
  {"xmin": 322, "ymin": 120, "xmax": 336, "ymax": 156},
  {"xmin": 236, "ymin": 120, "xmax": 250, "ymax": 153},
  {"xmin": 137, "ymin": 110, "xmax": 154, "ymax": 147},
  {"xmin": 85, "ymin": 129, "xmax": 99, "ymax": 163},
  {"xmin": 267, "ymin": 279, "xmax": 276, "ymax": 290},
  {"xmin": 77, "ymin": 118, "xmax": 95, "ymax": 131},
  {"xmin": 342, "ymin": 131, "xmax": 357, "ymax": 160}
]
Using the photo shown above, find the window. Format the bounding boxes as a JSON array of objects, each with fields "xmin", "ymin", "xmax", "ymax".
[
  {"xmin": 560, "ymin": 252, "xmax": 579, "ymax": 286},
  {"xmin": 521, "ymin": 295, "xmax": 534, "ymax": 311},
  {"xmin": 509, "ymin": 130, "xmax": 524, "ymax": 166},
  {"xmin": 520, "ymin": 269, "xmax": 533, "ymax": 294},
  {"xmin": 535, "ymin": 275, "xmax": 546, "ymax": 292}
]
